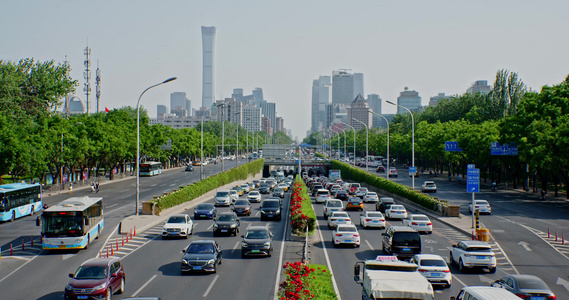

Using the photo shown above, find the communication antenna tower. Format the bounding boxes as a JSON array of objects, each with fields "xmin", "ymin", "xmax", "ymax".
[
  {"xmin": 63, "ymin": 55, "xmax": 71, "ymax": 116},
  {"xmin": 83, "ymin": 44, "xmax": 92, "ymax": 114},
  {"xmin": 96, "ymin": 60, "xmax": 101, "ymax": 113}
]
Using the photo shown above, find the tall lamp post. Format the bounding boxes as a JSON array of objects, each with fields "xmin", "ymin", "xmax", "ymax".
[
  {"xmin": 200, "ymin": 115, "xmax": 204, "ymax": 180},
  {"xmin": 136, "ymin": 77, "xmax": 176, "ymax": 215},
  {"xmin": 369, "ymin": 110, "xmax": 390, "ymax": 180},
  {"xmin": 341, "ymin": 128, "xmax": 346, "ymax": 161},
  {"xmin": 234, "ymin": 112, "xmax": 241, "ymax": 167},
  {"xmin": 352, "ymin": 118, "xmax": 369, "ymax": 173},
  {"xmin": 340, "ymin": 122, "xmax": 356, "ymax": 165},
  {"xmin": 386, "ymin": 100, "xmax": 415, "ymax": 190}
]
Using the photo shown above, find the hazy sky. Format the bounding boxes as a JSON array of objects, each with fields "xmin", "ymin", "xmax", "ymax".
[{"xmin": 2, "ymin": 0, "xmax": 568, "ymax": 139}]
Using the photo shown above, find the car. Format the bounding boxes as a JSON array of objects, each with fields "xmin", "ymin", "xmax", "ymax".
[
  {"xmin": 315, "ymin": 189, "xmax": 331, "ymax": 203},
  {"xmin": 259, "ymin": 183, "xmax": 271, "ymax": 194},
  {"xmin": 410, "ymin": 254, "xmax": 452, "ymax": 288},
  {"xmin": 247, "ymin": 182, "xmax": 255, "ymax": 191},
  {"xmin": 450, "ymin": 286, "xmax": 524, "ymax": 300},
  {"xmin": 421, "ymin": 181, "xmax": 437, "ymax": 193},
  {"xmin": 277, "ymin": 183, "xmax": 289, "ymax": 192},
  {"xmin": 469, "ymin": 200, "xmax": 492, "ymax": 214},
  {"xmin": 363, "ymin": 192, "xmax": 379, "ymax": 203},
  {"xmin": 354, "ymin": 187, "xmax": 368, "ymax": 198},
  {"xmin": 180, "ymin": 240, "xmax": 222, "ymax": 274},
  {"xmin": 388, "ymin": 168, "xmax": 398, "ymax": 177},
  {"xmin": 311, "ymin": 184, "xmax": 324, "ymax": 196},
  {"xmin": 247, "ymin": 191, "xmax": 262, "ymax": 203},
  {"xmin": 491, "ymin": 274, "xmax": 556, "ymax": 299},
  {"xmin": 261, "ymin": 199, "xmax": 282, "ymax": 221},
  {"xmin": 214, "ymin": 190, "xmax": 232, "ymax": 206},
  {"xmin": 229, "ymin": 190, "xmax": 239, "ymax": 202},
  {"xmin": 252, "ymin": 180, "xmax": 261, "ymax": 188},
  {"xmin": 231, "ymin": 185, "xmax": 244, "ymax": 196},
  {"xmin": 385, "ymin": 204, "xmax": 408, "ymax": 219},
  {"xmin": 449, "ymin": 240, "xmax": 497, "ymax": 273},
  {"xmin": 333, "ymin": 189, "xmax": 349, "ymax": 200},
  {"xmin": 241, "ymin": 226, "xmax": 274, "ymax": 257},
  {"xmin": 266, "ymin": 179, "xmax": 277, "ymax": 189},
  {"xmin": 376, "ymin": 197, "xmax": 395, "ymax": 212},
  {"xmin": 327, "ymin": 211, "xmax": 352, "ymax": 229},
  {"xmin": 213, "ymin": 211, "xmax": 240, "ymax": 236},
  {"xmin": 323, "ymin": 199, "xmax": 344, "ymax": 218},
  {"xmin": 240, "ymin": 183, "xmax": 251, "ymax": 193},
  {"xmin": 329, "ymin": 184, "xmax": 342, "ymax": 195},
  {"xmin": 346, "ymin": 197, "xmax": 364, "ymax": 211},
  {"xmin": 232, "ymin": 199, "xmax": 252, "ymax": 216},
  {"xmin": 65, "ymin": 257, "xmax": 125, "ymax": 300},
  {"xmin": 332, "ymin": 224, "xmax": 360, "ymax": 248},
  {"xmin": 359, "ymin": 211, "xmax": 386, "ymax": 229},
  {"xmin": 185, "ymin": 165, "xmax": 194, "ymax": 171},
  {"xmin": 194, "ymin": 203, "xmax": 217, "ymax": 219},
  {"xmin": 161, "ymin": 214, "xmax": 193, "ymax": 239},
  {"xmin": 403, "ymin": 214, "xmax": 433, "ymax": 234},
  {"xmin": 382, "ymin": 225, "xmax": 422, "ymax": 259},
  {"xmin": 376, "ymin": 165, "xmax": 386, "ymax": 173},
  {"xmin": 348, "ymin": 183, "xmax": 361, "ymax": 194},
  {"xmin": 273, "ymin": 187, "xmax": 285, "ymax": 198},
  {"xmin": 192, "ymin": 161, "xmax": 201, "ymax": 166}
]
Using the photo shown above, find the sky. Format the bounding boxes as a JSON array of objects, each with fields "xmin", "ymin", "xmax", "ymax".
[{"xmin": 2, "ymin": 0, "xmax": 568, "ymax": 140}]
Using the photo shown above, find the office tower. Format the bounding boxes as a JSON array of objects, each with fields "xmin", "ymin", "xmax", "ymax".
[
  {"xmin": 260, "ymin": 102, "xmax": 276, "ymax": 133},
  {"xmin": 429, "ymin": 93, "xmax": 449, "ymax": 106},
  {"xmin": 261, "ymin": 116, "xmax": 273, "ymax": 135},
  {"xmin": 157, "ymin": 105, "xmax": 167, "ymax": 119},
  {"xmin": 275, "ymin": 116, "xmax": 284, "ymax": 133},
  {"xmin": 347, "ymin": 95, "xmax": 373, "ymax": 130},
  {"xmin": 252, "ymin": 88, "xmax": 264, "ymax": 106},
  {"xmin": 201, "ymin": 26, "xmax": 216, "ymax": 108},
  {"xmin": 214, "ymin": 98, "xmax": 242, "ymax": 125},
  {"xmin": 332, "ymin": 70, "xmax": 354, "ymax": 105},
  {"xmin": 353, "ymin": 73, "xmax": 364, "ymax": 99},
  {"xmin": 170, "ymin": 92, "xmax": 189, "ymax": 114},
  {"xmin": 396, "ymin": 87, "xmax": 422, "ymax": 114},
  {"xmin": 367, "ymin": 94, "xmax": 384, "ymax": 128},
  {"xmin": 243, "ymin": 105, "xmax": 262, "ymax": 132},
  {"xmin": 467, "ymin": 80, "xmax": 492, "ymax": 95},
  {"xmin": 232, "ymin": 88, "xmax": 244, "ymax": 102},
  {"xmin": 311, "ymin": 76, "xmax": 331, "ymax": 132},
  {"xmin": 185, "ymin": 99, "xmax": 192, "ymax": 116}
]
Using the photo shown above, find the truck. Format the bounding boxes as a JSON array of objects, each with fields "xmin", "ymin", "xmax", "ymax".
[{"xmin": 354, "ymin": 256, "xmax": 434, "ymax": 300}]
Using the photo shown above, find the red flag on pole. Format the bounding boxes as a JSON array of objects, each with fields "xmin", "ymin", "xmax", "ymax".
[{"xmin": 105, "ymin": 107, "xmax": 110, "ymax": 112}]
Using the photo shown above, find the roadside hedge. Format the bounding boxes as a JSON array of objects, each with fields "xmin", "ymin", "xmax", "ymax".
[
  {"xmin": 330, "ymin": 160, "xmax": 442, "ymax": 211},
  {"xmin": 153, "ymin": 159, "xmax": 264, "ymax": 213}
]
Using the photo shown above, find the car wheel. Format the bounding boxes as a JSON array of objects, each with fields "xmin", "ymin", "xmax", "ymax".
[
  {"xmin": 241, "ymin": 251, "xmax": 246, "ymax": 258},
  {"xmin": 355, "ymin": 244, "xmax": 360, "ymax": 248},
  {"xmin": 118, "ymin": 278, "xmax": 125, "ymax": 294},
  {"xmin": 488, "ymin": 267, "xmax": 496, "ymax": 274},
  {"xmin": 459, "ymin": 259, "xmax": 467, "ymax": 273},
  {"xmin": 105, "ymin": 288, "xmax": 112, "ymax": 300},
  {"xmin": 267, "ymin": 250, "xmax": 272, "ymax": 257},
  {"xmin": 449, "ymin": 252, "xmax": 455, "ymax": 265},
  {"xmin": 212, "ymin": 263, "xmax": 217, "ymax": 274}
]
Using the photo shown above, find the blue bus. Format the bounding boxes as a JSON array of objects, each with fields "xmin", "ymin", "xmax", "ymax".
[
  {"xmin": 0, "ymin": 182, "xmax": 43, "ymax": 222},
  {"xmin": 39, "ymin": 196, "xmax": 104, "ymax": 250},
  {"xmin": 140, "ymin": 161, "xmax": 162, "ymax": 176}
]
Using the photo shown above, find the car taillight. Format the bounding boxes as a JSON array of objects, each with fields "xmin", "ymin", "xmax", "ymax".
[
  {"xmin": 418, "ymin": 269, "xmax": 428, "ymax": 272},
  {"xmin": 411, "ymin": 222, "xmax": 418, "ymax": 225},
  {"xmin": 547, "ymin": 295, "xmax": 556, "ymax": 299},
  {"xmin": 335, "ymin": 234, "xmax": 342, "ymax": 237},
  {"xmin": 443, "ymin": 270, "xmax": 450, "ymax": 273},
  {"xmin": 427, "ymin": 222, "xmax": 432, "ymax": 225},
  {"xmin": 365, "ymin": 219, "xmax": 372, "ymax": 222},
  {"xmin": 380, "ymin": 219, "xmax": 385, "ymax": 222},
  {"xmin": 515, "ymin": 294, "xmax": 530, "ymax": 299},
  {"xmin": 353, "ymin": 234, "xmax": 359, "ymax": 237},
  {"xmin": 331, "ymin": 218, "xmax": 337, "ymax": 221}
]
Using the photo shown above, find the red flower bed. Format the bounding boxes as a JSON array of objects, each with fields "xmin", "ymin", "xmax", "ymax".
[
  {"xmin": 279, "ymin": 262, "xmax": 316, "ymax": 300},
  {"xmin": 289, "ymin": 180, "xmax": 315, "ymax": 234}
]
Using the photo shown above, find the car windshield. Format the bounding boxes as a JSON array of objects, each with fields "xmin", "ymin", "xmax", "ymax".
[
  {"xmin": 350, "ymin": 198, "xmax": 362, "ymax": 203},
  {"xmin": 167, "ymin": 216, "xmax": 186, "ymax": 223},
  {"xmin": 391, "ymin": 205, "xmax": 404, "ymax": 210},
  {"xmin": 393, "ymin": 232, "xmax": 420, "ymax": 244},
  {"xmin": 327, "ymin": 201, "xmax": 342, "ymax": 207},
  {"xmin": 337, "ymin": 226, "xmax": 357, "ymax": 233},
  {"xmin": 465, "ymin": 246, "xmax": 492, "ymax": 252},
  {"xmin": 275, "ymin": 188, "xmax": 283, "ymax": 192},
  {"xmin": 216, "ymin": 192, "xmax": 229, "ymax": 197},
  {"xmin": 359, "ymin": 188, "xmax": 368, "ymax": 192},
  {"xmin": 249, "ymin": 191, "xmax": 260, "ymax": 196},
  {"xmin": 235, "ymin": 200, "xmax": 249, "ymax": 206},
  {"xmin": 263, "ymin": 201, "xmax": 279, "ymax": 208},
  {"xmin": 413, "ymin": 216, "xmax": 429, "ymax": 221},
  {"xmin": 517, "ymin": 277, "xmax": 549, "ymax": 290},
  {"xmin": 419, "ymin": 259, "xmax": 447, "ymax": 267},
  {"xmin": 367, "ymin": 212, "xmax": 383, "ymax": 218},
  {"xmin": 332, "ymin": 212, "xmax": 349, "ymax": 218},
  {"xmin": 187, "ymin": 243, "xmax": 215, "ymax": 253},
  {"xmin": 217, "ymin": 214, "xmax": 235, "ymax": 222},
  {"xmin": 260, "ymin": 184, "xmax": 269, "ymax": 188},
  {"xmin": 425, "ymin": 183, "xmax": 435, "ymax": 186},
  {"xmin": 368, "ymin": 192, "xmax": 377, "ymax": 196},
  {"xmin": 246, "ymin": 230, "xmax": 269, "ymax": 239},
  {"xmin": 197, "ymin": 204, "xmax": 213, "ymax": 210},
  {"xmin": 317, "ymin": 191, "xmax": 329, "ymax": 195},
  {"xmin": 74, "ymin": 266, "xmax": 108, "ymax": 280},
  {"xmin": 476, "ymin": 201, "xmax": 489, "ymax": 205}
]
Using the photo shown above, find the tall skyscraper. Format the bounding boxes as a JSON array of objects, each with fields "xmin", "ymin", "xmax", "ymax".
[
  {"xmin": 260, "ymin": 102, "xmax": 276, "ymax": 133},
  {"xmin": 157, "ymin": 105, "xmax": 167, "ymax": 119},
  {"xmin": 367, "ymin": 94, "xmax": 384, "ymax": 129},
  {"xmin": 332, "ymin": 70, "xmax": 354, "ymax": 105},
  {"xmin": 311, "ymin": 76, "xmax": 331, "ymax": 132},
  {"xmin": 396, "ymin": 87, "xmax": 422, "ymax": 113},
  {"xmin": 347, "ymin": 95, "xmax": 373, "ymax": 130},
  {"xmin": 252, "ymin": 88, "xmax": 264, "ymax": 106},
  {"xmin": 201, "ymin": 26, "xmax": 216, "ymax": 109},
  {"xmin": 353, "ymin": 73, "xmax": 364, "ymax": 99},
  {"xmin": 170, "ymin": 92, "xmax": 188, "ymax": 113},
  {"xmin": 243, "ymin": 105, "xmax": 262, "ymax": 132}
]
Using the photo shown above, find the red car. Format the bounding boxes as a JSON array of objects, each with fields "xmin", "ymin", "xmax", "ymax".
[{"xmin": 65, "ymin": 257, "xmax": 125, "ymax": 300}]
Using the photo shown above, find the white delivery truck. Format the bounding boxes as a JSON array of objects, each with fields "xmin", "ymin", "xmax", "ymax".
[{"xmin": 354, "ymin": 256, "xmax": 434, "ymax": 300}]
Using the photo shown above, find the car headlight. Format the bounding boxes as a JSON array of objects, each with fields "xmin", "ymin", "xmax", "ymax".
[
  {"xmin": 207, "ymin": 259, "xmax": 215, "ymax": 265},
  {"xmin": 241, "ymin": 241, "xmax": 248, "ymax": 247},
  {"xmin": 93, "ymin": 282, "xmax": 107, "ymax": 290},
  {"xmin": 230, "ymin": 224, "xmax": 237, "ymax": 228},
  {"xmin": 65, "ymin": 284, "xmax": 74, "ymax": 290},
  {"xmin": 182, "ymin": 259, "xmax": 188, "ymax": 265},
  {"xmin": 463, "ymin": 254, "xmax": 471, "ymax": 258},
  {"xmin": 264, "ymin": 241, "xmax": 271, "ymax": 247},
  {"xmin": 213, "ymin": 224, "xmax": 218, "ymax": 228}
]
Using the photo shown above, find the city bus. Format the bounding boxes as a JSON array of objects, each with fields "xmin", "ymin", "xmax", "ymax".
[
  {"xmin": 140, "ymin": 161, "xmax": 162, "ymax": 176},
  {"xmin": 38, "ymin": 196, "xmax": 104, "ymax": 250},
  {"xmin": 0, "ymin": 182, "xmax": 42, "ymax": 222}
]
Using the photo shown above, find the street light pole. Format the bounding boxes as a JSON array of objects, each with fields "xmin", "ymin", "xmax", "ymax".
[
  {"xmin": 341, "ymin": 122, "xmax": 356, "ymax": 165},
  {"xmin": 369, "ymin": 110, "xmax": 390, "ymax": 180},
  {"xmin": 352, "ymin": 118, "xmax": 369, "ymax": 173},
  {"xmin": 200, "ymin": 115, "xmax": 204, "ymax": 180},
  {"xmin": 136, "ymin": 77, "xmax": 176, "ymax": 215},
  {"xmin": 386, "ymin": 100, "xmax": 415, "ymax": 190},
  {"xmin": 341, "ymin": 129, "xmax": 346, "ymax": 161}
]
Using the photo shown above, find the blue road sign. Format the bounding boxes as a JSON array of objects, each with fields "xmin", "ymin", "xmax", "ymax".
[
  {"xmin": 467, "ymin": 168, "xmax": 479, "ymax": 193},
  {"xmin": 445, "ymin": 141, "xmax": 463, "ymax": 152},
  {"xmin": 491, "ymin": 142, "xmax": 518, "ymax": 155},
  {"xmin": 409, "ymin": 167, "xmax": 417, "ymax": 175}
]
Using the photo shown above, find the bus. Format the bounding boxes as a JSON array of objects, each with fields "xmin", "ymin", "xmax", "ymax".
[
  {"xmin": 0, "ymin": 182, "xmax": 43, "ymax": 222},
  {"xmin": 38, "ymin": 196, "xmax": 104, "ymax": 250},
  {"xmin": 140, "ymin": 161, "xmax": 162, "ymax": 176}
]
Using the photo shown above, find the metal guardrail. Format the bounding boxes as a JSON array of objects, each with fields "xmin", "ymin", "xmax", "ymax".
[{"xmin": 302, "ymin": 225, "xmax": 309, "ymax": 263}]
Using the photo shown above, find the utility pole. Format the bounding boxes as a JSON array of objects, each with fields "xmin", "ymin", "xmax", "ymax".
[{"xmin": 95, "ymin": 60, "xmax": 101, "ymax": 113}]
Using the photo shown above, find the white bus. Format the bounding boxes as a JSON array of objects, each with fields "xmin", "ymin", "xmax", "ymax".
[
  {"xmin": 140, "ymin": 161, "xmax": 162, "ymax": 176},
  {"xmin": 38, "ymin": 196, "xmax": 104, "ymax": 250}
]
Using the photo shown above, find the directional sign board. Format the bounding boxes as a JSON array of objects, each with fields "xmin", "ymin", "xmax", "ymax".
[
  {"xmin": 491, "ymin": 142, "xmax": 518, "ymax": 155},
  {"xmin": 445, "ymin": 141, "xmax": 463, "ymax": 152},
  {"xmin": 467, "ymin": 166, "xmax": 480, "ymax": 193},
  {"xmin": 409, "ymin": 167, "xmax": 416, "ymax": 176}
]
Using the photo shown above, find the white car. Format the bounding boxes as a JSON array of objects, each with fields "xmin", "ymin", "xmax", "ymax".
[
  {"xmin": 385, "ymin": 204, "xmax": 408, "ymax": 219},
  {"xmin": 421, "ymin": 181, "xmax": 437, "ymax": 193},
  {"xmin": 215, "ymin": 190, "xmax": 232, "ymax": 206},
  {"xmin": 329, "ymin": 185, "xmax": 342, "ymax": 195},
  {"xmin": 247, "ymin": 191, "xmax": 262, "ymax": 203},
  {"xmin": 327, "ymin": 211, "xmax": 352, "ymax": 229},
  {"xmin": 410, "ymin": 254, "xmax": 452, "ymax": 288},
  {"xmin": 315, "ymin": 189, "xmax": 331, "ymax": 204},
  {"xmin": 323, "ymin": 199, "xmax": 344, "ymax": 218},
  {"xmin": 332, "ymin": 224, "xmax": 360, "ymax": 247},
  {"xmin": 354, "ymin": 187, "xmax": 369, "ymax": 198},
  {"xmin": 449, "ymin": 240, "xmax": 497, "ymax": 273},
  {"xmin": 469, "ymin": 200, "xmax": 492, "ymax": 214},
  {"xmin": 359, "ymin": 211, "xmax": 386, "ymax": 229},
  {"xmin": 363, "ymin": 192, "xmax": 379, "ymax": 203},
  {"xmin": 161, "ymin": 214, "xmax": 193, "ymax": 239},
  {"xmin": 403, "ymin": 214, "xmax": 433, "ymax": 234},
  {"xmin": 240, "ymin": 183, "xmax": 250, "ymax": 193},
  {"xmin": 229, "ymin": 190, "xmax": 239, "ymax": 202}
]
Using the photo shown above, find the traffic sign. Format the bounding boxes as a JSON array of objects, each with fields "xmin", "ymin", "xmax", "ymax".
[
  {"xmin": 409, "ymin": 167, "xmax": 416, "ymax": 176},
  {"xmin": 491, "ymin": 142, "xmax": 518, "ymax": 155},
  {"xmin": 467, "ymin": 168, "xmax": 479, "ymax": 193},
  {"xmin": 445, "ymin": 141, "xmax": 463, "ymax": 152}
]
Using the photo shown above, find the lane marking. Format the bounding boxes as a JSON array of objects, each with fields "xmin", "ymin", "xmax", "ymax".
[
  {"xmin": 0, "ymin": 250, "xmax": 43, "ymax": 284},
  {"xmin": 203, "ymin": 274, "xmax": 219, "ymax": 297},
  {"xmin": 106, "ymin": 203, "xmax": 133, "ymax": 215},
  {"xmin": 365, "ymin": 240, "xmax": 375, "ymax": 250},
  {"xmin": 273, "ymin": 194, "xmax": 291, "ymax": 300},
  {"xmin": 132, "ymin": 274, "xmax": 157, "ymax": 297},
  {"xmin": 314, "ymin": 204, "xmax": 342, "ymax": 300},
  {"xmin": 232, "ymin": 241, "xmax": 240, "ymax": 251},
  {"xmin": 106, "ymin": 204, "xmax": 118, "ymax": 209}
]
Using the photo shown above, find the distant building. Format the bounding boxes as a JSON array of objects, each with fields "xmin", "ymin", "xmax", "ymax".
[
  {"xmin": 201, "ymin": 26, "xmax": 216, "ymax": 109},
  {"xmin": 150, "ymin": 115, "xmax": 213, "ymax": 129},
  {"xmin": 396, "ymin": 87, "xmax": 422, "ymax": 114},
  {"xmin": 367, "ymin": 94, "xmax": 384, "ymax": 129},
  {"xmin": 429, "ymin": 93, "xmax": 450, "ymax": 106},
  {"xmin": 261, "ymin": 116, "xmax": 273, "ymax": 135},
  {"xmin": 64, "ymin": 94, "xmax": 85, "ymax": 115},
  {"xmin": 242, "ymin": 105, "xmax": 262, "ymax": 132},
  {"xmin": 195, "ymin": 107, "xmax": 211, "ymax": 118},
  {"xmin": 353, "ymin": 73, "xmax": 364, "ymax": 100},
  {"xmin": 170, "ymin": 92, "xmax": 191, "ymax": 116},
  {"xmin": 467, "ymin": 80, "xmax": 492, "ymax": 95},
  {"xmin": 332, "ymin": 70, "xmax": 354, "ymax": 105},
  {"xmin": 260, "ymin": 102, "xmax": 276, "ymax": 132},
  {"xmin": 157, "ymin": 105, "xmax": 167, "ymax": 119},
  {"xmin": 347, "ymin": 95, "xmax": 373, "ymax": 130},
  {"xmin": 311, "ymin": 76, "xmax": 331, "ymax": 132},
  {"xmin": 214, "ymin": 98, "xmax": 242, "ymax": 125},
  {"xmin": 275, "ymin": 116, "xmax": 284, "ymax": 133}
]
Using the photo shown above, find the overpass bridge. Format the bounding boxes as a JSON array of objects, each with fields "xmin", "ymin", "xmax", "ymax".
[{"xmin": 262, "ymin": 158, "xmax": 331, "ymax": 177}]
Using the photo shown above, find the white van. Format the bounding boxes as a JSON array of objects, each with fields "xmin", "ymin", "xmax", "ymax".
[{"xmin": 450, "ymin": 286, "xmax": 523, "ymax": 300}]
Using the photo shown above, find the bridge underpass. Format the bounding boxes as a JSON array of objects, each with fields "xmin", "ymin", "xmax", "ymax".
[{"xmin": 262, "ymin": 158, "xmax": 331, "ymax": 178}]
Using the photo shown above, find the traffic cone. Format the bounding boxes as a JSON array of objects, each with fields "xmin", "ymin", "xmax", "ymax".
[
  {"xmin": 122, "ymin": 235, "xmax": 124, "ymax": 247},
  {"xmin": 134, "ymin": 226, "xmax": 136, "ymax": 237},
  {"xmin": 130, "ymin": 229, "xmax": 132, "ymax": 239},
  {"xmin": 116, "ymin": 240, "xmax": 119, "ymax": 251}
]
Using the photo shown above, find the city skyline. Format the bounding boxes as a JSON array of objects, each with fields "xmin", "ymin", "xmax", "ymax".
[{"xmin": 2, "ymin": 1, "xmax": 568, "ymax": 140}]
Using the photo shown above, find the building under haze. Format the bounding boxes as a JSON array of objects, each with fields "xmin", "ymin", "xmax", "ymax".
[
  {"xmin": 429, "ymin": 93, "xmax": 450, "ymax": 106},
  {"xmin": 157, "ymin": 105, "xmax": 167, "ymax": 119},
  {"xmin": 260, "ymin": 102, "xmax": 276, "ymax": 132},
  {"xmin": 467, "ymin": 80, "xmax": 492, "ymax": 95},
  {"xmin": 367, "ymin": 94, "xmax": 384, "ymax": 129},
  {"xmin": 396, "ymin": 87, "xmax": 422, "ymax": 114},
  {"xmin": 201, "ymin": 26, "xmax": 216, "ymax": 109},
  {"xmin": 332, "ymin": 70, "xmax": 364, "ymax": 105},
  {"xmin": 347, "ymin": 95, "xmax": 373, "ymax": 130},
  {"xmin": 242, "ymin": 105, "xmax": 262, "ymax": 132},
  {"xmin": 170, "ymin": 92, "xmax": 191, "ymax": 116},
  {"xmin": 275, "ymin": 116, "xmax": 284, "ymax": 133},
  {"xmin": 311, "ymin": 76, "xmax": 331, "ymax": 132}
]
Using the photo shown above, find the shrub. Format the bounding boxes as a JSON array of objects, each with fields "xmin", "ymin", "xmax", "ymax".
[
  {"xmin": 290, "ymin": 175, "xmax": 316, "ymax": 235},
  {"xmin": 278, "ymin": 262, "xmax": 336, "ymax": 300}
]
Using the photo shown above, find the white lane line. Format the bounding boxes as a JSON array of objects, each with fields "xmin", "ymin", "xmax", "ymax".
[
  {"xmin": 0, "ymin": 256, "xmax": 30, "ymax": 261},
  {"xmin": 169, "ymin": 184, "xmax": 175, "ymax": 187},
  {"xmin": 365, "ymin": 240, "xmax": 375, "ymax": 250},
  {"xmin": 120, "ymin": 189, "xmax": 130, "ymax": 193},
  {"xmin": 316, "ymin": 217, "xmax": 342, "ymax": 300},
  {"xmin": 207, "ymin": 224, "xmax": 214, "ymax": 230},
  {"xmin": 0, "ymin": 250, "xmax": 43, "ymax": 284},
  {"xmin": 255, "ymin": 211, "xmax": 260, "ymax": 217},
  {"xmin": 150, "ymin": 184, "xmax": 157, "ymax": 187},
  {"xmin": 452, "ymin": 274, "xmax": 468, "ymax": 289},
  {"xmin": 232, "ymin": 241, "xmax": 240, "ymax": 251},
  {"xmin": 96, "ymin": 223, "xmax": 121, "ymax": 258},
  {"xmin": 273, "ymin": 198, "xmax": 290, "ymax": 300},
  {"xmin": 132, "ymin": 274, "xmax": 157, "ymax": 297},
  {"xmin": 491, "ymin": 240, "xmax": 520, "ymax": 275},
  {"xmin": 203, "ymin": 274, "xmax": 219, "ymax": 297},
  {"xmin": 106, "ymin": 204, "xmax": 118, "ymax": 209}
]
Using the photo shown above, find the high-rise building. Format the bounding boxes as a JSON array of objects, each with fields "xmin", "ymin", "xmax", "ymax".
[
  {"xmin": 347, "ymin": 95, "xmax": 373, "ymax": 130},
  {"xmin": 157, "ymin": 105, "xmax": 167, "ymax": 119},
  {"xmin": 186, "ymin": 99, "xmax": 192, "ymax": 116},
  {"xmin": 396, "ymin": 87, "xmax": 422, "ymax": 114},
  {"xmin": 170, "ymin": 92, "xmax": 190, "ymax": 114},
  {"xmin": 260, "ymin": 102, "xmax": 276, "ymax": 133},
  {"xmin": 275, "ymin": 116, "xmax": 284, "ymax": 133},
  {"xmin": 429, "ymin": 93, "xmax": 450, "ymax": 106},
  {"xmin": 252, "ymin": 88, "xmax": 264, "ymax": 106},
  {"xmin": 367, "ymin": 94, "xmax": 384, "ymax": 129},
  {"xmin": 332, "ymin": 70, "xmax": 354, "ymax": 105},
  {"xmin": 353, "ymin": 73, "xmax": 364, "ymax": 99},
  {"xmin": 311, "ymin": 76, "xmax": 331, "ymax": 132},
  {"xmin": 214, "ymin": 98, "xmax": 242, "ymax": 125},
  {"xmin": 467, "ymin": 80, "xmax": 492, "ymax": 95},
  {"xmin": 243, "ymin": 105, "xmax": 262, "ymax": 132},
  {"xmin": 261, "ymin": 116, "xmax": 273, "ymax": 135},
  {"xmin": 201, "ymin": 26, "xmax": 216, "ymax": 109}
]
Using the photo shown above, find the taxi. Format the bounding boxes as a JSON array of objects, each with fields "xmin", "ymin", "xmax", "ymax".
[{"xmin": 346, "ymin": 197, "xmax": 364, "ymax": 211}]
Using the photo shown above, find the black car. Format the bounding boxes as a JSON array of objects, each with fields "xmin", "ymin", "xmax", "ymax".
[
  {"xmin": 334, "ymin": 190, "xmax": 349, "ymax": 200},
  {"xmin": 213, "ymin": 212, "xmax": 240, "ymax": 236},
  {"xmin": 376, "ymin": 197, "xmax": 396, "ymax": 212},
  {"xmin": 273, "ymin": 187, "xmax": 285, "ymax": 198},
  {"xmin": 185, "ymin": 165, "xmax": 194, "ymax": 171},
  {"xmin": 194, "ymin": 203, "xmax": 217, "ymax": 219},
  {"xmin": 181, "ymin": 240, "xmax": 222, "ymax": 273},
  {"xmin": 381, "ymin": 226, "xmax": 421, "ymax": 259},
  {"xmin": 259, "ymin": 183, "xmax": 271, "ymax": 194},
  {"xmin": 241, "ymin": 226, "xmax": 274, "ymax": 257},
  {"xmin": 260, "ymin": 199, "xmax": 281, "ymax": 221}
]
